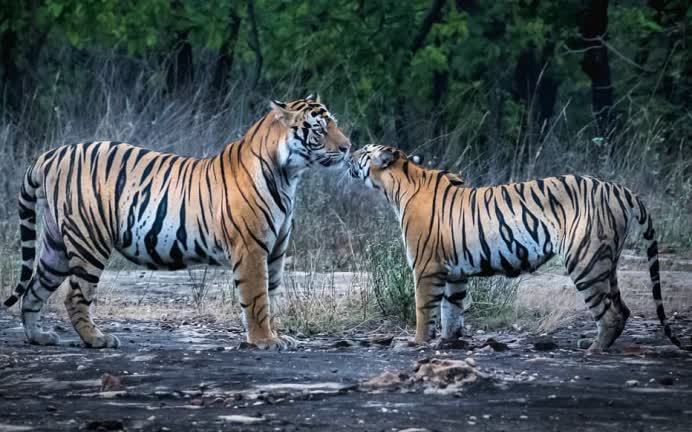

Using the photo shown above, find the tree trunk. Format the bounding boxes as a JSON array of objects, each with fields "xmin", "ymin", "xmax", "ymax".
[
  {"xmin": 578, "ymin": 0, "xmax": 613, "ymax": 136},
  {"xmin": 212, "ymin": 8, "xmax": 243, "ymax": 96},
  {"xmin": 166, "ymin": 30, "xmax": 194, "ymax": 92},
  {"xmin": 513, "ymin": 47, "xmax": 558, "ymax": 136},
  {"xmin": 247, "ymin": 0, "xmax": 263, "ymax": 90},
  {"xmin": 0, "ymin": 28, "xmax": 21, "ymax": 113},
  {"xmin": 395, "ymin": 0, "xmax": 447, "ymax": 149}
]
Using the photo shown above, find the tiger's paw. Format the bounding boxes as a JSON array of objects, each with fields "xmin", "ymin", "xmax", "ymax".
[
  {"xmin": 251, "ymin": 335, "xmax": 299, "ymax": 351},
  {"xmin": 83, "ymin": 333, "xmax": 120, "ymax": 349},
  {"xmin": 28, "ymin": 331, "xmax": 61, "ymax": 346}
]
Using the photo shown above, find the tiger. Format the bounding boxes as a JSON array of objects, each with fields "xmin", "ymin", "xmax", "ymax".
[
  {"xmin": 3, "ymin": 95, "xmax": 351, "ymax": 350},
  {"xmin": 348, "ymin": 144, "xmax": 688, "ymax": 352}
]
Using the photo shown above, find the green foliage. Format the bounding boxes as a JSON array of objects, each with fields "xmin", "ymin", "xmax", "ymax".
[
  {"xmin": 1, "ymin": 0, "xmax": 689, "ymax": 157},
  {"xmin": 365, "ymin": 232, "xmax": 415, "ymax": 325},
  {"xmin": 466, "ymin": 277, "xmax": 518, "ymax": 329}
]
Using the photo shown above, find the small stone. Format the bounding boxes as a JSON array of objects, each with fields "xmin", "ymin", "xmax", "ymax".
[
  {"xmin": 625, "ymin": 380, "xmax": 639, "ymax": 387},
  {"xmin": 237, "ymin": 341, "xmax": 257, "ymax": 350},
  {"xmin": 218, "ymin": 415, "xmax": 265, "ymax": 424},
  {"xmin": 332, "ymin": 340, "xmax": 354, "ymax": 348},
  {"xmin": 190, "ymin": 398, "xmax": 204, "ymax": 406},
  {"xmin": 465, "ymin": 357, "xmax": 476, "ymax": 367},
  {"xmin": 77, "ymin": 365, "xmax": 87, "ymax": 371},
  {"xmin": 657, "ymin": 376, "xmax": 674, "ymax": 386},
  {"xmin": 482, "ymin": 338, "xmax": 508, "ymax": 352},
  {"xmin": 533, "ymin": 336, "xmax": 558, "ymax": 351},
  {"xmin": 436, "ymin": 338, "xmax": 470, "ymax": 350},
  {"xmin": 577, "ymin": 339, "xmax": 592, "ymax": 349}
]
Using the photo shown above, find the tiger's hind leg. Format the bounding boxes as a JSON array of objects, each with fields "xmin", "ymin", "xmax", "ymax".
[
  {"xmin": 441, "ymin": 277, "xmax": 467, "ymax": 340},
  {"xmin": 608, "ymin": 269, "xmax": 630, "ymax": 341},
  {"xmin": 21, "ymin": 211, "xmax": 69, "ymax": 346},
  {"xmin": 21, "ymin": 243, "xmax": 69, "ymax": 345},
  {"xmin": 63, "ymin": 240, "xmax": 118, "ymax": 348},
  {"xmin": 572, "ymin": 260, "xmax": 627, "ymax": 351}
]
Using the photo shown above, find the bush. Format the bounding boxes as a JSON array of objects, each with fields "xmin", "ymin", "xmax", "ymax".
[{"xmin": 364, "ymin": 230, "xmax": 416, "ymax": 326}]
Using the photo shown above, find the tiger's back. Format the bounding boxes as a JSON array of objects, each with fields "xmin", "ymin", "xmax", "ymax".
[{"xmin": 36, "ymin": 141, "xmax": 228, "ymax": 270}]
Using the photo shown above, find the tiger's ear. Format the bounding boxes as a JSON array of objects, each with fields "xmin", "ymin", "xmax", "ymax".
[
  {"xmin": 372, "ymin": 149, "xmax": 397, "ymax": 169},
  {"xmin": 305, "ymin": 94, "xmax": 321, "ymax": 104},
  {"xmin": 270, "ymin": 100, "xmax": 298, "ymax": 125},
  {"xmin": 408, "ymin": 154, "xmax": 424, "ymax": 165}
]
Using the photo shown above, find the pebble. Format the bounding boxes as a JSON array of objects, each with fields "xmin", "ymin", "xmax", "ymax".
[
  {"xmin": 465, "ymin": 357, "xmax": 476, "ymax": 367},
  {"xmin": 657, "ymin": 376, "xmax": 674, "ymax": 386},
  {"xmin": 625, "ymin": 380, "xmax": 639, "ymax": 387},
  {"xmin": 533, "ymin": 336, "xmax": 558, "ymax": 351},
  {"xmin": 577, "ymin": 339, "xmax": 592, "ymax": 349},
  {"xmin": 76, "ymin": 365, "xmax": 87, "ymax": 371}
]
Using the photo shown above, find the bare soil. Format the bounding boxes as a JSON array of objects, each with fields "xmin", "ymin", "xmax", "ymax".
[
  {"xmin": 1, "ymin": 250, "xmax": 692, "ymax": 432},
  {"xmin": 2, "ymin": 310, "xmax": 692, "ymax": 431}
]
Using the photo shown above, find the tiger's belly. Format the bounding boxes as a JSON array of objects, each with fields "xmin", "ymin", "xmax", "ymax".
[
  {"xmin": 453, "ymin": 231, "xmax": 555, "ymax": 278},
  {"xmin": 116, "ymin": 224, "xmax": 228, "ymax": 270}
]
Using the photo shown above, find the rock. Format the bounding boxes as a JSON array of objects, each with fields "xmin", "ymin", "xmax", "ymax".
[
  {"xmin": 77, "ymin": 365, "xmax": 87, "ymax": 371},
  {"xmin": 190, "ymin": 398, "xmax": 204, "ymax": 406},
  {"xmin": 100, "ymin": 373, "xmax": 123, "ymax": 392},
  {"xmin": 533, "ymin": 336, "xmax": 557, "ymax": 351},
  {"xmin": 361, "ymin": 371, "xmax": 408, "ymax": 389},
  {"xmin": 436, "ymin": 338, "xmax": 470, "ymax": 350},
  {"xmin": 83, "ymin": 420, "xmax": 124, "ymax": 431},
  {"xmin": 398, "ymin": 429, "xmax": 431, "ymax": 432},
  {"xmin": 625, "ymin": 380, "xmax": 639, "ymax": 387},
  {"xmin": 465, "ymin": 357, "xmax": 476, "ymax": 367},
  {"xmin": 370, "ymin": 336, "xmax": 394, "ymax": 347},
  {"xmin": 482, "ymin": 338, "xmax": 508, "ymax": 352},
  {"xmin": 577, "ymin": 339, "xmax": 592, "ymax": 349},
  {"xmin": 237, "ymin": 341, "xmax": 257, "ymax": 350},
  {"xmin": 392, "ymin": 339, "xmax": 417, "ymax": 352},
  {"xmin": 218, "ymin": 415, "xmax": 265, "ymax": 424},
  {"xmin": 657, "ymin": 376, "xmax": 674, "ymax": 386},
  {"xmin": 332, "ymin": 340, "xmax": 355, "ymax": 348}
]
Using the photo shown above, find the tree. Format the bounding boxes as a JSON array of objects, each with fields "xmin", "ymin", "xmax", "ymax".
[{"xmin": 578, "ymin": 0, "xmax": 614, "ymax": 136}]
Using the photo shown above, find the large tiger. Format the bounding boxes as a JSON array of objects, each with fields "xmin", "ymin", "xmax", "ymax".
[
  {"xmin": 3, "ymin": 96, "xmax": 350, "ymax": 350},
  {"xmin": 348, "ymin": 144, "xmax": 688, "ymax": 352}
]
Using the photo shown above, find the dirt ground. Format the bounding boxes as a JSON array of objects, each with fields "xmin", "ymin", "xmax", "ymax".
[{"xmin": 1, "ymin": 252, "xmax": 692, "ymax": 432}]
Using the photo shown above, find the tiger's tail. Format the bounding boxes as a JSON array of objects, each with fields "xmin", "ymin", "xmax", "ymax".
[
  {"xmin": 4, "ymin": 164, "xmax": 40, "ymax": 308},
  {"xmin": 632, "ymin": 193, "xmax": 690, "ymax": 350}
]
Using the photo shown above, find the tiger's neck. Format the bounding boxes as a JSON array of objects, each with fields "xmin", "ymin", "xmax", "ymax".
[
  {"xmin": 379, "ymin": 164, "xmax": 454, "ymax": 222},
  {"xmin": 210, "ymin": 114, "xmax": 304, "ymax": 212}
]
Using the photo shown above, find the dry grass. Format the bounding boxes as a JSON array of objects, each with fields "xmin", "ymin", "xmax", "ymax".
[{"xmin": 0, "ymin": 52, "xmax": 690, "ymax": 338}]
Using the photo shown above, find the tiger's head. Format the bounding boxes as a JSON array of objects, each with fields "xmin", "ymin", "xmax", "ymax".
[
  {"xmin": 348, "ymin": 145, "xmax": 423, "ymax": 189},
  {"xmin": 349, "ymin": 144, "xmax": 463, "ymax": 190},
  {"xmin": 270, "ymin": 95, "xmax": 351, "ymax": 169}
]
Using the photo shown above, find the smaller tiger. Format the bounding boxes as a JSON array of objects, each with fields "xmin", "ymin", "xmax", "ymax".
[{"xmin": 348, "ymin": 144, "xmax": 689, "ymax": 351}]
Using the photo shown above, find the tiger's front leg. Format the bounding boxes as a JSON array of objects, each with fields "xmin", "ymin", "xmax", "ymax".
[
  {"xmin": 413, "ymin": 270, "xmax": 446, "ymax": 344},
  {"xmin": 233, "ymin": 250, "xmax": 296, "ymax": 350},
  {"xmin": 267, "ymin": 220, "xmax": 292, "ymax": 334}
]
